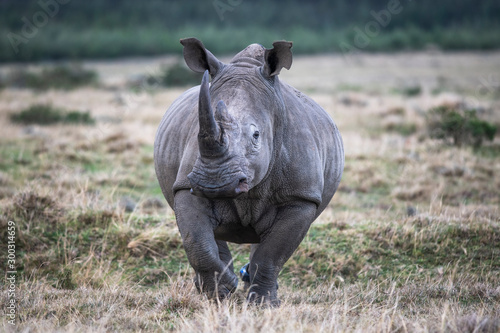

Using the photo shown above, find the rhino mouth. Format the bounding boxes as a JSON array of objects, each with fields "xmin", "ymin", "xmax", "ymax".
[{"xmin": 187, "ymin": 170, "xmax": 249, "ymax": 199}]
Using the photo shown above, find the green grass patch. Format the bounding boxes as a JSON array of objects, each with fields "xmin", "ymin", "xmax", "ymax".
[
  {"xmin": 10, "ymin": 104, "xmax": 95, "ymax": 125},
  {"xmin": 474, "ymin": 143, "xmax": 500, "ymax": 158},
  {"xmin": 389, "ymin": 123, "xmax": 418, "ymax": 136},
  {"xmin": 393, "ymin": 85, "xmax": 422, "ymax": 97},
  {"xmin": 6, "ymin": 190, "xmax": 497, "ymax": 292},
  {"xmin": 336, "ymin": 84, "xmax": 363, "ymax": 92},
  {"xmin": 282, "ymin": 216, "xmax": 500, "ymax": 288}
]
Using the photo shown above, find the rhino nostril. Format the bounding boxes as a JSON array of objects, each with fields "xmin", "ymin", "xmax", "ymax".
[{"xmin": 235, "ymin": 177, "xmax": 249, "ymax": 194}]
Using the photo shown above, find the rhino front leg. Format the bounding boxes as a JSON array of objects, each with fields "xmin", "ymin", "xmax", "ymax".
[
  {"xmin": 174, "ymin": 190, "xmax": 238, "ymax": 299},
  {"xmin": 242, "ymin": 244, "xmax": 279, "ymax": 292},
  {"xmin": 248, "ymin": 201, "xmax": 316, "ymax": 306}
]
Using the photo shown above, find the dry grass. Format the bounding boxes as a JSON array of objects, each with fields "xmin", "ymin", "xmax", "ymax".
[
  {"xmin": 2, "ymin": 275, "xmax": 498, "ymax": 332},
  {"xmin": 1, "ymin": 52, "xmax": 500, "ymax": 332}
]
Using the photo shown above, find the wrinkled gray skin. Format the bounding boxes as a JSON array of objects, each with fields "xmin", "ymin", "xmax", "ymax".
[{"xmin": 154, "ymin": 38, "xmax": 344, "ymax": 306}]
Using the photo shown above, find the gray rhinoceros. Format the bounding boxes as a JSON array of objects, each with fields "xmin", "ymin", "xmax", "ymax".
[{"xmin": 154, "ymin": 38, "xmax": 344, "ymax": 306}]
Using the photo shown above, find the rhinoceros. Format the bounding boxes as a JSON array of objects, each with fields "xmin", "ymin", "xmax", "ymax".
[{"xmin": 154, "ymin": 38, "xmax": 344, "ymax": 306}]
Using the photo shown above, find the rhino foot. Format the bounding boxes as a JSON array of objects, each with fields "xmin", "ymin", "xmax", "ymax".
[
  {"xmin": 247, "ymin": 289, "xmax": 281, "ymax": 308},
  {"xmin": 240, "ymin": 263, "xmax": 278, "ymax": 293},
  {"xmin": 194, "ymin": 270, "xmax": 238, "ymax": 300}
]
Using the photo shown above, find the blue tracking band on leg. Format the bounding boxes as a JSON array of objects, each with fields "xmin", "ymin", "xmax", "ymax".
[{"xmin": 239, "ymin": 263, "xmax": 250, "ymax": 282}]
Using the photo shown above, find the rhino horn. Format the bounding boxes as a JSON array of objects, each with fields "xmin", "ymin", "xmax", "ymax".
[{"xmin": 198, "ymin": 70, "xmax": 225, "ymax": 158}]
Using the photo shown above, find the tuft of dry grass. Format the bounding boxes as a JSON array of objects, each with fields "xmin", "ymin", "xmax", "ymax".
[{"xmin": 4, "ymin": 276, "xmax": 497, "ymax": 332}]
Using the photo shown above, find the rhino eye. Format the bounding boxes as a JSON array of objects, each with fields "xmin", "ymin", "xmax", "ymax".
[{"xmin": 253, "ymin": 131, "xmax": 260, "ymax": 140}]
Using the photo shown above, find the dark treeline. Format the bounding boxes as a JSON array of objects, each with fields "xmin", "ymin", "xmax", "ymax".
[{"xmin": 1, "ymin": 0, "xmax": 500, "ymax": 62}]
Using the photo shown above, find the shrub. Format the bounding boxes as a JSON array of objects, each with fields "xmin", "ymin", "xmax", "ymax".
[
  {"xmin": 10, "ymin": 104, "xmax": 95, "ymax": 125},
  {"xmin": 161, "ymin": 62, "xmax": 202, "ymax": 87},
  {"xmin": 394, "ymin": 85, "xmax": 422, "ymax": 97},
  {"xmin": 11, "ymin": 104, "xmax": 63, "ymax": 125},
  {"xmin": 3, "ymin": 70, "xmax": 41, "ymax": 89},
  {"xmin": 133, "ymin": 61, "xmax": 203, "ymax": 90},
  {"xmin": 64, "ymin": 110, "xmax": 95, "ymax": 124},
  {"xmin": 427, "ymin": 105, "xmax": 497, "ymax": 148},
  {"xmin": 37, "ymin": 64, "xmax": 98, "ymax": 90},
  {"xmin": 402, "ymin": 85, "xmax": 422, "ymax": 97},
  {"xmin": 2, "ymin": 64, "xmax": 98, "ymax": 90}
]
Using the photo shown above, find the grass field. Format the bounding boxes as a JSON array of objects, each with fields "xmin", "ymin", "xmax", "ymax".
[{"xmin": 1, "ymin": 51, "xmax": 499, "ymax": 332}]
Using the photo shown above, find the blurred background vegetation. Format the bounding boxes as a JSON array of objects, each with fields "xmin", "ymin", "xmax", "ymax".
[{"xmin": 1, "ymin": 0, "xmax": 500, "ymax": 62}]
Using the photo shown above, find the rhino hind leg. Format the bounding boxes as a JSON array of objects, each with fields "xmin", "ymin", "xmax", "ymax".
[
  {"xmin": 246, "ymin": 201, "xmax": 316, "ymax": 307},
  {"xmin": 216, "ymin": 240, "xmax": 235, "ymax": 275}
]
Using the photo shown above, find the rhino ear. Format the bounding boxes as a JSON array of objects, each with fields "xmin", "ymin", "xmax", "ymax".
[
  {"xmin": 180, "ymin": 38, "xmax": 223, "ymax": 77},
  {"xmin": 262, "ymin": 41, "xmax": 293, "ymax": 78}
]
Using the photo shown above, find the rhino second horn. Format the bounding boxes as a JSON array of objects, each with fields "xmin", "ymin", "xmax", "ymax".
[
  {"xmin": 198, "ymin": 70, "xmax": 225, "ymax": 158},
  {"xmin": 215, "ymin": 100, "xmax": 234, "ymax": 124}
]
